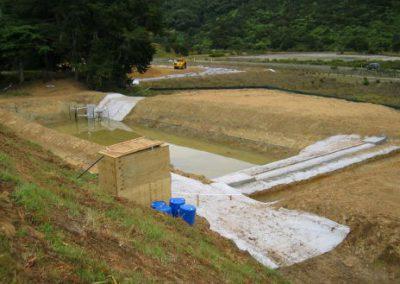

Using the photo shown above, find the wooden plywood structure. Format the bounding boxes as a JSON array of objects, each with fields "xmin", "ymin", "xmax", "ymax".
[{"xmin": 98, "ymin": 137, "xmax": 171, "ymax": 206}]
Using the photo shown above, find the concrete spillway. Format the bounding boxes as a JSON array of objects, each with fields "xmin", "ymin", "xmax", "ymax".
[{"xmin": 96, "ymin": 93, "xmax": 144, "ymax": 121}]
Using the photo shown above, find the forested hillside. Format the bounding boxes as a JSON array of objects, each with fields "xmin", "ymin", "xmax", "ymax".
[
  {"xmin": 0, "ymin": 0, "xmax": 162, "ymax": 88},
  {"xmin": 160, "ymin": 0, "xmax": 400, "ymax": 54}
]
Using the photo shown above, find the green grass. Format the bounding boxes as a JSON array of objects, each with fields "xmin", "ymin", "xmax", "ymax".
[
  {"xmin": 13, "ymin": 183, "xmax": 59, "ymax": 217},
  {"xmin": 13, "ymin": 181, "xmax": 83, "ymax": 219},
  {"xmin": 0, "ymin": 235, "xmax": 18, "ymax": 280},
  {"xmin": 260, "ymin": 58, "xmax": 400, "ymax": 71},
  {"xmin": 0, "ymin": 170, "xmax": 19, "ymax": 183},
  {"xmin": 0, "ymin": 152, "xmax": 20, "ymax": 184},
  {"xmin": 38, "ymin": 223, "xmax": 109, "ymax": 282},
  {"xmin": 0, "ymin": 152, "xmax": 11, "ymax": 167}
]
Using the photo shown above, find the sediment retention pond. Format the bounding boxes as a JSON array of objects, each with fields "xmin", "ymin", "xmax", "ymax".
[{"xmin": 46, "ymin": 119, "xmax": 268, "ymax": 178}]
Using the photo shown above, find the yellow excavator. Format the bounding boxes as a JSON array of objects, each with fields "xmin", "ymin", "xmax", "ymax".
[{"xmin": 173, "ymin": 58, "xmax": 187, "ymax": 70}]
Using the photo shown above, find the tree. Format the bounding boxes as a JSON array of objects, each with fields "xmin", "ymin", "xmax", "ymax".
[
  {"xmin": 393, "ymin": 34, "xmax": 400, "ymax": 52},
  {"xmin": 0, "ymin": 0, "xmax": 162, "ymax": 88},
  {"xmin": 0, "ymin": 24, "xmax": 48, "ymax": 83}
]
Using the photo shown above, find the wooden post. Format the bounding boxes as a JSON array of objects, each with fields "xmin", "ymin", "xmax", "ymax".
[{"xmin": 196, "ymin": 195, "xmax": 200, "ymax": 207}]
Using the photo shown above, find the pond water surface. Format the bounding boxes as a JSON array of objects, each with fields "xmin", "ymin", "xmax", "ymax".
[{"xmin": 46, "ymin": 119, "xmax": 275, "ymax": 179}]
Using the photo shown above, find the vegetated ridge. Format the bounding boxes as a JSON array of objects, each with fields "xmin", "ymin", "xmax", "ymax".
[{"xmin": 161, "ymin": 0, "xmax": 400, "ymax": 54}]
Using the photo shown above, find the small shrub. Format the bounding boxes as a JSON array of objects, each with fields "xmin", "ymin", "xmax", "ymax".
[
  {"xmin": 363, "ymin": 77, "xmax": 370, "ymax": 86},
  {"xmin": 209, "ymin": 51, "xmax": 225, "ymax": 57}
]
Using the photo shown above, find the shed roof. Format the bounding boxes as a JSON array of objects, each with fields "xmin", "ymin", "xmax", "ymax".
[{"xmin": 99, "ymin": 137, "xmax": 163, "ymax": 158}]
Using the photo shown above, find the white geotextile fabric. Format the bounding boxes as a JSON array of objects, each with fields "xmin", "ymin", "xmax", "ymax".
[
  {"xmin": 96, "ymin": 93, "xmax": 144, "ymax": 121},
  {"xmin": 137, "ymin": 66, "xmax": 242, "ymax": 82},
  {"xmin": 171, "ymin": 173, "xmax": 350, "ymax": 268}
]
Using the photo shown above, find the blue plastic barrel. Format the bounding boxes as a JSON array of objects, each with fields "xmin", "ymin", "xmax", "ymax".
[
  {"xmin": 156, "ymin": 205, "xmax": 172, "ymax": 216},
  {"xmin": 151, "ymin": 200, "xmax": 166, "ymax": 209},
  {"xmin": 179, "ymin": 204, "xmax": 196, "ymax": 225},
  {"xmin": 169, "ymin": 197, "xmax": 185, "ymax": 217}
]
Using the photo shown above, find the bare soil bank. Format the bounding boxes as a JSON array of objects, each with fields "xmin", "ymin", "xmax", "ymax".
[
  {"xmin": 0, "ymin": 109, "xmax": 103, "ymax": 170},
  {"xmin": 127, "ymin": 89, "xmax": 400, "ymax": 158},
  {"xmin": 0, "ymin": 79, "xmax": 103, "ymax": 123},
  {"xmin": 270, "ymin": 153, "xmax": 400, "ymax": 283}
]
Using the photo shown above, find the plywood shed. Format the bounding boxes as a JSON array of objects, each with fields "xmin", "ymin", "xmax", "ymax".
[{"xmin": 98, "ymin": 137, "xmax": 171, "ymax": 206}]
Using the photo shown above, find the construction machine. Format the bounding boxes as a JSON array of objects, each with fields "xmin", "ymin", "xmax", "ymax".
[{"xmin": 174, "ymin": 58, "xmax": 187, "ymax": 70}]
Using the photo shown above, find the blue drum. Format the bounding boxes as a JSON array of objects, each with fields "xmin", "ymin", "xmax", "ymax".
[
  {"xmin": 156, "ymin": 205, "xmax": 172, "ymax": 216},
  {"xmin": 179, "ymin": 204, "xmax": 196, "ymax": 225},
  {"xmin": 169, "ymin": 197, "xmax": 186, "ymax": 217},
  {"xmin": 151, "ymin": 200, "xmax": 166, "ymax": 209}
]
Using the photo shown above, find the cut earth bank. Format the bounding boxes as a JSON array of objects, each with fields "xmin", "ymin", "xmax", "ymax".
[
  {"xmin": 0, "ymin": 79, "xmax": 104, "ymax": 124},
  {"xmin": 127, "ymin": 88, "xmax": 400, "ymax": 159}
]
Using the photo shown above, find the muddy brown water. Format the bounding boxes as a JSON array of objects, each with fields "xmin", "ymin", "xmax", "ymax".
[{"xmin": 46, "ymin": 119, "xmax": 279, "ymax": 179}]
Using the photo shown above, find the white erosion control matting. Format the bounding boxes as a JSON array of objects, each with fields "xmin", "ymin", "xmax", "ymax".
[
  {"xmin": 215, "ymin": 135, "xmax": 400, "ymax": 195},
  {"xmin": 96, "ymin": 93, "xmax": 144, "ymax": 121},
  {"xmin": 172, "ymin": 173, "xmax": 350, "ymax": 268},
  {"xmin": 137, "ymin": 66, "xmax": 242, "ymax": 82}
]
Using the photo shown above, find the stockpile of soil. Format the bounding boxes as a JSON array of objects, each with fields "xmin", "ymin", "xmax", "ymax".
[
  {"xmin": 268, "ymin": 153, "xmax": 400, "ymax": 282},
  {"xmin": 127, "ymin": 89, "xmax": 400, "ymax": 157}
]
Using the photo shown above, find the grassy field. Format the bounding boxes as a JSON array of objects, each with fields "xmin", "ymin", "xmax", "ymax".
[
  {"xmin": 257, "ymin": 58, "xmax": 400, "ymax": 70},
  {"xmin": 0, "ymin": 124, "xmax": 284, "ymax": 283},
  {"xmin": 141, "ymin": 66, "xmax": 400, "ymax": 109}
]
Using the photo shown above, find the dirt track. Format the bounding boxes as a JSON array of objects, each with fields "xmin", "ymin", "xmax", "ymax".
[
  {"xmin": 270, "ymin": 153, "xmax": 400, "ymax": 283},
  {"xmin": 128, "ymin": 89, "xmax": 400, "ymax": 158},
  {"xmin": 130, "ymin": 65, "xmax": 203, "ymax": 79}
]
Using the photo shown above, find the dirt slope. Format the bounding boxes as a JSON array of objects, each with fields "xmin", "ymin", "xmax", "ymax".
[
  {"xmin": 128, "ymin": 89, "xmax": 400, "ymax": 158},
  {"xmin": 0, "ymin": 109, "xmax": 103, "ymax": 170},
  {"xmin": 260, "ymin": 154, "xmax": 400, "ymax": 283},
  {"xmin": 0, "ymin": 124, "xmax": 284, "ymax": 283},
  {"xmin": 0, "ymin": 79, "xmax": 103, "ymax": 123}
]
